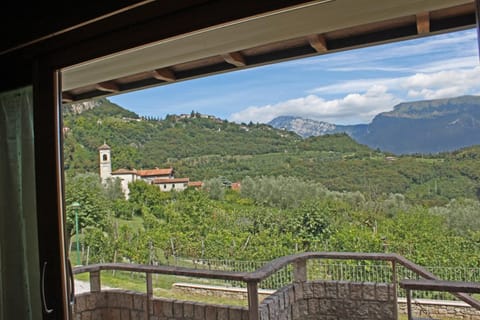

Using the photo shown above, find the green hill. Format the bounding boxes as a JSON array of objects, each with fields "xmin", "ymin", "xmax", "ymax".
[
  {"xmin": 63, "ymin": 98, "xmax": 366, "ymax": 173},
  {"xmin": 63, "ymin": 98, "xmax": 480, "ymax": 206}
]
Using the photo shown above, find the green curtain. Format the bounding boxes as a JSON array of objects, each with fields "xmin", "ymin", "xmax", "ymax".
[{"xmin": 0, "ymin": 86, "xmax": 41, "ymax": 320}]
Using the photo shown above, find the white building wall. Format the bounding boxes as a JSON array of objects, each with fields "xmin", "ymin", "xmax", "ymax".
[
  {"xmin": 159, "ymin": 182, "xmax": 188, "ymax": 192},
  {"xmin": 112, "ymin": 173, "xmax": 136, "ymax": 199}
]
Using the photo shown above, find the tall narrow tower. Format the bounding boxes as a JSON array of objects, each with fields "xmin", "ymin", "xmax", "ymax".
[{"xmin": 98, "ymin": 142, "xmax": 111, "ymax": 183}]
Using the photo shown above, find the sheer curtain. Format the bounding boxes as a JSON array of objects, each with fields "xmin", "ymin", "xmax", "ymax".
[{"xmin": 0, "ymin": 86, "xmax": 41, "ymax": 320}]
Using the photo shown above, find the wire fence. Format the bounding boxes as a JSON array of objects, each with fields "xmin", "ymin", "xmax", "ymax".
[
  {"xmin": 78, "ymin": 246, "xmax": 480, "ymax": 301},
  {"xmin": 164, "ymin": 256, "xmax": 480, "ymax": 300}
]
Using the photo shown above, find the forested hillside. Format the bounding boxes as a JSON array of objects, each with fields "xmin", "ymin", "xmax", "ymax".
[
  {"xmin": 63, "ymin": 98, "xmax": 480, "ymax": 269},
  {"xmin": 64, "ymin": 98, "xmax": 480, "ymax": 206}
]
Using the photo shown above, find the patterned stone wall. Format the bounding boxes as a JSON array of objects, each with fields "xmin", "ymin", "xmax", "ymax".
[
  {"xmin": 259, "ymin": 280, "xmax": 396, "ymax": 320},
  {"xmin": 74, "ymin": 283, "xmax": 480, "ymax": 320},
  {"xmin": 74, "ymin": 290, "xmax": 248, "ymax": 320}
]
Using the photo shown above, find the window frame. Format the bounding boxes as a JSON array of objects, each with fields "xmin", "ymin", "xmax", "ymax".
[
  {"xmin": 29, "ymin": 1, "xmax": 480, "ymax": 319},
  {"xmin": 32, "ymin": 2, "xmax": 320, "ymax": 318}
]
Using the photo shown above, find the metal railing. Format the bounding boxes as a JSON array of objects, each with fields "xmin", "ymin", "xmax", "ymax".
[
  {"xmin": 73, "ymin": 252, "xmax": 480, "ymax": 320},
  {"xmin": 163, "ymin": 256, "xmax": 480, "ymax": 300},
  {"xmin": 400, "ymin": 280, "xmax": 480, "ymax": 320}
]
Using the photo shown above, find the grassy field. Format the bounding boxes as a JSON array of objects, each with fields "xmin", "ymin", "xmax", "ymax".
[{"xmin": 75, "ymin": 270, "xmax": 248, "ymax": 306}]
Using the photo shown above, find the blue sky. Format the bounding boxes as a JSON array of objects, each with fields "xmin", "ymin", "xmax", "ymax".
[{"xmin": 110, "ymin": 28, "xmax": 480, "ymax": 125}]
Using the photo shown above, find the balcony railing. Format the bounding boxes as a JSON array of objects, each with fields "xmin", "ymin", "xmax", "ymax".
[
  {"xmin": 73, "ymin": 252, "xmax": 480, "ymax": 320},
  {"xmin": 400, "ymin": 279, "xmax": 480, "ymax": 320}
]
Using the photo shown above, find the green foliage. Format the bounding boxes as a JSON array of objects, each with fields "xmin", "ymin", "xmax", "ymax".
[
  {"xmin": 63, "ymin": 97, "xmax": 480, "ymax": 206},
  {"xmin": 103, "ymin": 177, "xmax": 125, "ymax": 201},
  {"xmin": 430, "ymin": 198, "xmax": 480, "ymax": 234},
  {"xmin": 240, "ymin": 176, "xmax": 327, "ymax": 209},
  {"xmin": 202, "ymin": 177, "xmax": 226, "ymax": 200},
  {"xmin": 112, "ymin": 199, "xmax": 137, "ymax": 220},
  {"xmin": 292, "ymin": 200, "xmax": 334, "ymax": 249},
  {"xmin": 128, "ymin": 180, "xmax": 171, "ymax": 218},
  {"xmin": 379, "ymin": 209, "xmax": 479, "ymax": 267},
  {"xmin": 63, "ymin": 98, "xmax": 480, "ymax": 269},
  {"xmin": 64, "ymin": 173, "xmax": 109, "ymax": 238},
  {"xmin": 67, "ymin": 171, "xmax": 480, "ymax": 267}
]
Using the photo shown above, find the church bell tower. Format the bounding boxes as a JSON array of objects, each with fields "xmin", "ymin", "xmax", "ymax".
[{"xmin": 98, "ymin": 142, "xmax": 111, "ymax": 183}]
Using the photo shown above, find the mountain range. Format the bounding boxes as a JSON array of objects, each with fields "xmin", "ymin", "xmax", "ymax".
[{"xmin": 268, "ymin": 95, "xmax": 480, "ymax": 154}]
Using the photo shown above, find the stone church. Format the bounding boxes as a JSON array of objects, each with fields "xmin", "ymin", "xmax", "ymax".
[{"xmin": 98, "ymin": 143, "xmax": 190, "ymax": 198}]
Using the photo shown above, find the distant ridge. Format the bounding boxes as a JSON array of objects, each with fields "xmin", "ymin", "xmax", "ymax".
[{"xmin": 268, "ymin": 95, "xmax": 480, "ymax": 154}]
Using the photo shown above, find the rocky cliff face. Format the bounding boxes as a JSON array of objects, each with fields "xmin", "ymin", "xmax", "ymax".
[
  {"xmin": 359, "ymin": 96, "xmax": 480, "ymax": 154},
  {"xmin": 64, "ymin": 98, "xmax": 104, "ymax": 114},
  {"xmin": 268, "ymin": 116, "xmax": 337, "ymax": 138}
]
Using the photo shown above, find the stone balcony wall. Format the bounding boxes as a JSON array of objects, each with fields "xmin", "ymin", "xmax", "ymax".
[
  {"xmin": 259, "ymin": 280, "xmax": 396, "ymax": 320},
  {"xmin": 74, "ymin": 290, "xmax": 248, "ymax": 320},
  {"xmin": 73, "ymin": 281, "xmax": 396, "ymax": 320}
]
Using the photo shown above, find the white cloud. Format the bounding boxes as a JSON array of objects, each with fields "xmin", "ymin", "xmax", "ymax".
[
  {"xmin": 407, "ymin": 87, "xmax": 465, "ymax": 100},
  {"xmin": 401, "ymin": 67, "xmax": 480, "ymax": 99},
  {"xmin": 283, "ymin": 29, "xmax": 477, "ymax": 73},
  {"xmin": 229, "ymin": 30, "xmax": 479, "ymax": 125},
  {"xmin": 326, "ymin": 55, "xmax": 478, "ymax": 74},
  {"xmin": 229, "ymin": 85, "xmax": 400, "ymax": 124},
  {"xmin": 418, "ymin": 56, "xmax": 478, "ymax": 73},
  {"xmin": 311, "ymin": 66, "xmax": 480, "ymax": 98},
  {"xmin": 231, "ymin": 65, "xmax": 480, "ymax": 124},
  {"xmin": 309, "ymin": 77, "xmax": 400, "ymax": 95}
]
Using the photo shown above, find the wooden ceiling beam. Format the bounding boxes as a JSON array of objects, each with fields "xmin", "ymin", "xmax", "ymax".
[
  {"xmin": 61, "ymin": 92, "xmax": 74, "ymax": 103},
  {"xmin": 416, "ymin": 12, "xmax": 430, "ymax": 34},
  {"xmin": 95, "ymin": 81, "xmax": 119, "ymax": 93},
  {"xmin": 308, "ymin": 34, "xmax": 328, "ymax": 53},
  {"xmin": 153, "ymin": 68, "xmax": 176, "ymax": 82},
  {"xmin": 222, "ymin": 52, "xmax": 246, "ymax": 67}
]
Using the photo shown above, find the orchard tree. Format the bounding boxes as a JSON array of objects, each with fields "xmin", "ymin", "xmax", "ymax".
[
  {"xmin": 203, "ymin": 177, "xmax": 226, "ymax": 200},
  {"xmin": 65, "ymin": 173, "xmax": 110, "ymax": 242},
  {"xmin": 293, "ymin": 200, "xmax": 334, "ymax": 250}
]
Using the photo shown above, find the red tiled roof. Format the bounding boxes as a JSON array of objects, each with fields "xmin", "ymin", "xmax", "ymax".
[
  {"xmin": 188, "ymin": 181, "xmax": 203, "ymax": 187},
  {"xmin": 137, "ymin": 167, "xmax": 173, "ymax": 177},
  {"xmin": 152, "ymin": 178, "xmax": 189, "ymax": 184},
  {"xmin": 231, "ymin": 182, "xmax": 241, "ymax": 190},
  {"xmin": 111, "ymin": 168, "xmax": 137, "ymax": 175}
]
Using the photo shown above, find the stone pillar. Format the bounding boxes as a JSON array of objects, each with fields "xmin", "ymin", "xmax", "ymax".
[
  {"xmin": 293, "ymin": 259, "xmax": 307, "ymax": 282},
  {"xmin": 90, "ymin": 270, "xmax": 101, "ymax": 293}
]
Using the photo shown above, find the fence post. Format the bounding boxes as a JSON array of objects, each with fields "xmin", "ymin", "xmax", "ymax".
[
  {"xmin": 294, "ymin": 259, "xmax": 307, "ymax": 282},
  {"xmin": 247, "ymin": 281, "xmax": 259, "ymax": 320},
  {"xmin": 146, "ymin": 272, "xmax": 153, "ymax": 298},
  {"xmin": 391, "ymin": 260, "xmax": 398, "ymax": 320},
  {"xmin": 90, "ymin": 270, "xmax": 101, "ymax": 292},
  {"xmin": 406, "ymin": 288, "xmax": 413, "ymax": 320}
]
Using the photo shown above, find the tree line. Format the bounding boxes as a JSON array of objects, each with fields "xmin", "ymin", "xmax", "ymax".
[{"xmin": 65, "ymin": 174, "xmax": 480, "ymax": 268}]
